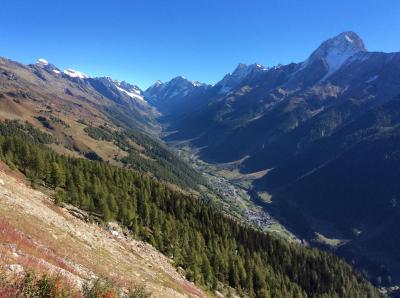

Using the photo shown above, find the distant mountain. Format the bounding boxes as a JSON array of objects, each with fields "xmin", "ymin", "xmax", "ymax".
[
  {"xmin": 86, "ymin": 76, "xmax": 156, "ymax": 127},
  {"xmin": 215, "ymin": 63, "xmax": 268, "ymax": 93},
  {"xmin": 292, "ymin": 31, "xmax": 367, "ymax": 83},
  {"xmin": 162, "ymin": 31, "xmax": 400, "ymax": 163},
  {"xmin": 144, "ymin": 76, "xmax": 210, "ymax": 114},
  {"xmin": 32, "ymin": 58, "xmax": 159, "ymax": 131},
  {"xmin": 154, "ymin": 31, "xmax": 400, "ymax": 284},
  {"xmin": 87, "ymin": 77, "xmax": 145, "ymax": 104},
  {"xmin": 145, "ymin": 63, "xmax": 269, "ymax": 116},
  {"xmin": 35, "ymin": 58, "xmax": 63, "ymax": 75},
  {"xmin": 63, "ymin": 68, "xmax": 89, "ymax": 79}
]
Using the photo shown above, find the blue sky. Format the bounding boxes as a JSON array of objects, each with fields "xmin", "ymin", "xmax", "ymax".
[{"xmin": 1, "ymin": 0, "xmax": 399, "ymax": 89}]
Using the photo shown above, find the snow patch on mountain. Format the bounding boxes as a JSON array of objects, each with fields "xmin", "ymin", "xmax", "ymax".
[
  {"xmin": 116, "ymin": 85, "xmax": 145, "ymax": 101},
  {"xmin": 321, "ymin": 47, "xmax": 360, "ymax": 80},
  {"xmin": 111, "ymin": 79, "xmax": 147, "ymax": 103},
  {"xmin": 344, "ymin": 34, "xmax": 353, "ymax": 43},
  {"xmin": 63, "ymin": 69, "xmax": 89, "ymax": 79},
  {"xmin": 366, "ymin": 75, "xmax": 379, "ymax": 83},
  {"xmin": 37, "ymin": 59, "xmax": 49, "ymax": 65}
]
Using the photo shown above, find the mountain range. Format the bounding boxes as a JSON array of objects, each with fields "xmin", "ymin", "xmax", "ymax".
[
  {"xmin": 0, "ymin": 30, "xmax": 399, "ymax": 296},
  {"xmin": 0, "ymin": 56, "xmax": 207, "ymax": 191},
  {"xmin": 144, "ymin": 31, "xmax": 400, "ymax": 285}
]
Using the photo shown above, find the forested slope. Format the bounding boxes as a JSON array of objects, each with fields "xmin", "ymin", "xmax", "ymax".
[{"xmin": 0, "ymin": 131, "xmax": 383, "ymax": 297}]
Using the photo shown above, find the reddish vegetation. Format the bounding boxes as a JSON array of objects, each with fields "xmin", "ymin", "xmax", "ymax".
[
  {"xmin": 0, "ymin": 219, "xmax": 76, "ymax": 275},
  {"xmin": 0, "ymin": 271, "xmax": 81, "ymax": 298}
]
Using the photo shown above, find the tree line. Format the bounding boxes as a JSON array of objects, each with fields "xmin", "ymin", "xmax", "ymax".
[{"xmin": 84, "ymin": 124, "xmax": 206, "ymax": 190}]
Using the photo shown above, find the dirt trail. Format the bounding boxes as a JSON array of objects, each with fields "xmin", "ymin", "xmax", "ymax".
[{"xmin": 0, "ymin": 163, "xmax": 208, "ymax": 297}]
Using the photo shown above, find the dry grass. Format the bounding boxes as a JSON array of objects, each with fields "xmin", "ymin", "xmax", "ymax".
[
  {"xmin": 0, "ymin": 219, "xmax": 76, "ymax": 274},
  {"xmin": 313, "ymin": 232, "xmax": 349, "ymax": 248}
]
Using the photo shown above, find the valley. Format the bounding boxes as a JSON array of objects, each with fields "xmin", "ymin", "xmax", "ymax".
[
  {"xmin": 147, "ymin": 31, "xmax": 400, "ymax": 288},
  {"xmin": 0, "ymin": 29, "xmax": 399, "ymax": 297},
  {"xmin": 170, "ymin": 139, "xmax": 296, "ymax": 240}
]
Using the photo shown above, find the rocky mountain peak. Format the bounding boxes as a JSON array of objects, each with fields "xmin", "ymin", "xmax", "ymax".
[
  {"xmin": 144, "ymin": 76, "xmax": 208, "ymax": 106},
  {"xmin": 216, "ymin": 63, "xmax": 267, "ymax": 93},
  {"xmin": 34, "ymin": 58, "xmax": 62, "ymax": 75},
  {"xmin": 311, "ymin": 31, "xmax": 366, "ymax": 59},
  {"xmin": 88, "ymin": 76, "xmax": 145, "ymax": 103},
  {"xmin": 231, "ymin": 63, "xmax": 267, "ymax": 79},
  {"xmin": 300, "ymin": 31, "xmax": 367, "ymax": 80},
  {"xmin": 63, "ymin": 68, "xmax": 89, "ymax": 79}
]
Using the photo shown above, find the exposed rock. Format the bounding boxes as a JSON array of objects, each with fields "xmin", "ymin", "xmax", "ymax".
[{"xmin": 8, "ymin": 264, "xmax": 24, "ymax": 274}]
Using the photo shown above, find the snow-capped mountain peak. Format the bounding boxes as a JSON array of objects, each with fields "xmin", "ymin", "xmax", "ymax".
[
  {"xmin": 299, "ymin": 31, "xmax": 367, "ymax": 80},
  {"xmin": 311, "ymin": 31, "xmax": 366, "ymax": 59},
  {"xmin": 63, "ymin": 68, "xmax": 89, "ymax": 79},
  {"xmin": 37, "ymin": 58, "xmax": 49, "ymax": 65},
  {"xmin": 216, "ymin": 63, "xmax": 268, "ymax": 93},
  {"xmin": 146, "ymin": 80, "xmax": 162, "ymax": 90},
  {"xmin": 34, "ymin": 58, "xmax": 62, "ymax": 75},
  {"xmin": 144, "ymin": 76, "xmax": 209, "ymax": 105},
  {"xmin": 169, "ymin": 76, "xmax": 205, "ymax": 88},
  {"xmin": 232, "ymin": 63, "xmax": 267, "ymax": 78}
]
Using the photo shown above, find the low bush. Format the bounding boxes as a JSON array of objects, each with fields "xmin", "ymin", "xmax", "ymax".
[{"xmin": 0, "ymin": 271, "xmax": 151, "ymax": 298}]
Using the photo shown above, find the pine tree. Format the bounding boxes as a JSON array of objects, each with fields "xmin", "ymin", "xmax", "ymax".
[{"xmin": 51, "ymin": 162, "xmax": 66, "ymax": 188}]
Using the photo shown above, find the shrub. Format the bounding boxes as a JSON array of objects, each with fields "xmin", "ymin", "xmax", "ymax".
[
  {"xmin": 0, "ymin": 271, "xmax": 77, "ymax": 298},
  {"xmin": 82, "ymin": 279, "xmax": 118, "ymax": 298},
  {"xmin": 127, "ymin": 285, "xmax": 151, "ymax": 298},
  {"xmin": 0, "ymin": 271, "xmax": 151, "ymax": 298}
]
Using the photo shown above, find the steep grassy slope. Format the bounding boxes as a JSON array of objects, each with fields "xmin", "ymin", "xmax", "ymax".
[{"xmin": 0, "ymin": 161, "xmax": 206, "ymax": 297}]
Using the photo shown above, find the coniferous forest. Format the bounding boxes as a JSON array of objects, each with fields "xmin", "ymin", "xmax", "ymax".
[{"xmin": 0, "ymin": 128, "xmax": 383, "ymax": 297}]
